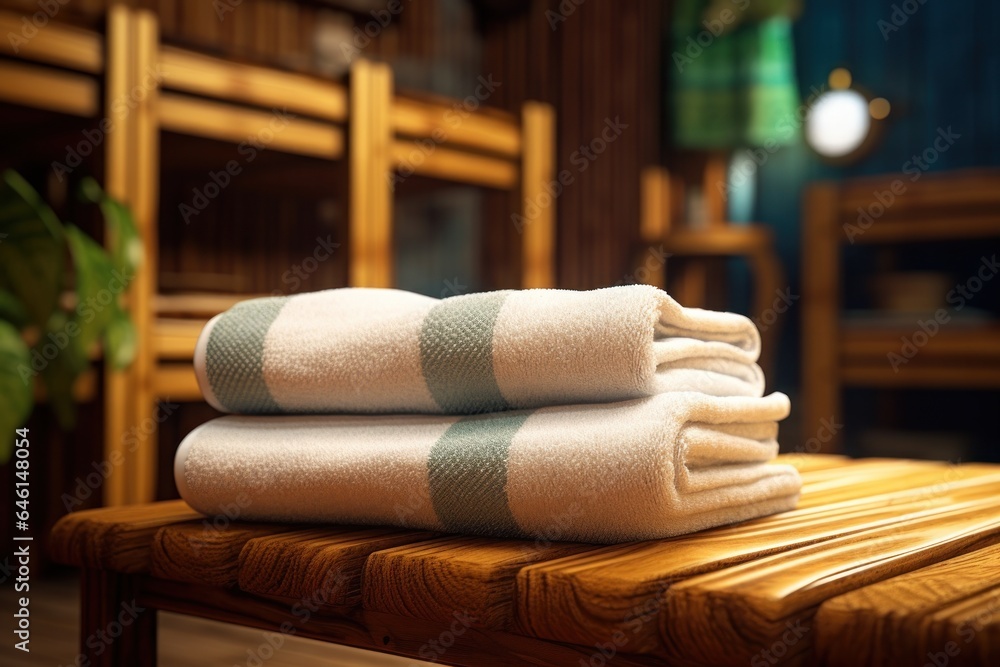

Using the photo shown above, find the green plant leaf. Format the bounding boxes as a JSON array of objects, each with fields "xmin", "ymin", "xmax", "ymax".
[
  {"xmin": 106, "ymin": 198, "xmax": 143, "ymax": 276},
  {"xmin": 105, "ymin": 307, "xmax": 137, "ymax": 369},
  {"xmin": 0, "ymin": 288, "xmax": 28, "ymax": 328},
  {"xmin": 78, "ymin": 177, "xmax": 103, "ymax": 204},
  {"xmin": 39, "ymin": 348, "xmax": 78, "ymax": 430},
  {"xmin": 65, "ymin": 224, "xmax": 118, "ymax": 360},
  {"xmin": 79, "ymin": 177, "xmax": 142, "ymax": 276},
  {"xmin": 0, "ymin": 320, "xmax": 33, "ymax": 463},
  {"xmin": 41, "ymin": 309, "xmax": 89, "ymax": 377},
  {"xmin": 37, "ymin": 310, "xmax": 84, "ymax": 430},
  {"xmin": 0, "ymin": 170, "xmax": 65, "ymax": 327}
]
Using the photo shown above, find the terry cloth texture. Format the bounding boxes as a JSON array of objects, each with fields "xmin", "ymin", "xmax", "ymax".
[
  {"xmin": 194, "ymin": 285, "xmax": 765, "ymax": 415},
  {"xmin": 174, "ymin": 392, "xmax": 800, "ymax": 544}
]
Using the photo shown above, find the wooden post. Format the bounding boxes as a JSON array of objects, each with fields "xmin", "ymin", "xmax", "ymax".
[
  {"xmin": 348, "ymin": 59, "xmax": 394, "ymax": 288},
  {"xmin": 520, "ymin": 101, "xmax": 556, "ymax": 289},
  {"xmin": 640, "ymin": 166, "xmax": 672, "ymax": 242},
  {"xmin": 80, "ymin": 570, "xmax": 157, "ymax": 666},
  {"xmin": 802, "ymin": 182, "xmax": 843, "ymax": 453},
  {"xmin": 102, "ymin": 5, "xmax": 134, "ymax": 508},
  {"xmin": 103, "ymin": 6, "xmax": 161, "ymax": 505},
  {"xmin": 639, "ymin": 166, "xmax": 672, "ymax": 289},
  {"xmin": 673, "ymin": 150, "xmax": 729, "ymax": 308},
  {"xmin": 702, "ymin": 150, "xmax": 728, "ymax": 226},
  {"xmin": 128, "ymin": 9, "xmax": 161, "ymax": 503},
  {"xmin": 748, "ymin": 236, "xmax": 784, "ymax": 388}
]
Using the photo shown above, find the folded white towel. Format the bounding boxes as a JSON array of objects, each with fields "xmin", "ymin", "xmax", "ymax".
[
  {"xmin": 194, "ymin": 285, "xmax": 765, "ymax": 415},
  {"xmin": 174, "ymin": 392, "xmax": 800, "ymax": 543}
]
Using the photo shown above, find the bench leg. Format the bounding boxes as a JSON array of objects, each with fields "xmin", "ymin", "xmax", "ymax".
[{"xmin": 80, "ymin": 569, "xmax": 157, "ymax": 667}]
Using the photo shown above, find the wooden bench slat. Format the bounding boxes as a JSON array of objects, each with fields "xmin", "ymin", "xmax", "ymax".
[
  {"xmin": 363, "ymin": 537, "xmax": 598, "ymax": 631},
  {"xmin": 50, "ymin": 500, "xmax": 200, "ymax": 573},
  {"xmin": 794, "ymin": 460, "xmax": 984, "ymax": 508},
  {"xmin": 355, "ymin": 459, "xmax": 907, "ymax": 637},
  {"xmin": 921, "ymin": 592, "xmax": 1000, "ymax": 666},
  {"xmin": 515, "ymin": 466, "xmax": 1000, "ymax": 654},
  {"xmin": 662, "ymin": 491, "xmax": 1000, "ymax": 666},
  {"xmin": 238, "ymin": 527, "xmax": 438, "ymax": 606},
  {"xmin": 816, "ymin": 541, "xmax": 1000, "ymax": 667},
  {"xmin": 151, "ymin": 521, "xmax": 304, "ymax": 587},
  {"xmin": 777, "ymin": 453, "xmax": 853, "ymax": 472}
]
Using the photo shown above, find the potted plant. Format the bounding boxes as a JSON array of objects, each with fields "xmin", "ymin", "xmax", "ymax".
[{"xmin": 0, "ymin": 170, "xmax": 141, "ymax": 462}]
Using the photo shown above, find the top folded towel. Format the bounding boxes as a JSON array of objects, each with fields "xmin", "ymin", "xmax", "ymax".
[{"xmin": 194, "ymin": 285, "xmax": 764, "ymax": 415}]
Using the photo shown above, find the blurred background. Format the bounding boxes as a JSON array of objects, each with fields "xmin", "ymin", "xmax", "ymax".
[{"xmin": 1, "ymin": 1, "xmax": 999, "ymax": 649}]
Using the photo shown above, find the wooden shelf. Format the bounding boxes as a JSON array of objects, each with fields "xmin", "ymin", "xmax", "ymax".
[
  {"xmin": 840, "ymin": 364, "xmax": 1000, "ymax": 388},
  {"xmin": 802, "ymin": 169, "xmax": 1000, "ymax": 452},
  {"xmin": 391, "ymin": 141, "xmax": 518, "ymax": 189},
  {"xmin": 836, "ymin": 169, "xmax": 1000, "ymax": 244},
  {"xmin": 159, "ymin": 93, "xmax": 344, "ymax": 159},
  {"xmin": 0, "ymin": 60, "xmax": 99, "ymax": 117},
  {"xmin": 841, "ymin": 322, "xmax": 1000, "ymax": 362},
  {"xmin": 153, "ymin": 363, "xmax": 202, "ymax": 401},
  {"xmin": 159, "ymin": 46, "xmax": 347, "ymax": 122},
  {"xmin": 838, "ymin": 170, "xmax": 1000, "ymax": 213},
  {"xmin": 847, "ymin": 215, "xmax": 1000, "ymax": 244},
  {"xmin": 392, "ymin": 95, "xmax": 521, "ymax": 158},
  {"xmin": 0, "ymin": 9, "xmax": 103, "ymax": 73},
  {"xmin": 154, "ymin": 318, "xmax": 206, "ymax": 360},
  {"xmin": 840, "ymin": 322, "xmax": 1000, "ymax": 388},
  {"xmin": 155, "ymin": 293, "xmax": 269, "ymax": 318},
  {"xmin": 662, "ymin": 226, "xmax": 773, "ymax": 256},
  {"xmin": 154, "ymin": 293, "xmax": 278, "ymax": 360}
]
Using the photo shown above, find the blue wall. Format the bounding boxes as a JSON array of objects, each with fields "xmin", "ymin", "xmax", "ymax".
[{"xmin": 754, "ymin": 0, "xmax": 1000, "ymax": 392}]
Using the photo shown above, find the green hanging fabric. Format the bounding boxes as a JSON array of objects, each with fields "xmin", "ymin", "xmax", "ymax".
[{"xmin": 671, "ymin": 0, "xmax": 801, "ymax": 149}]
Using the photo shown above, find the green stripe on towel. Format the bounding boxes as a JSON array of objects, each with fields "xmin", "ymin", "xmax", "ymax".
[
  {"xmin": 206, "ymin": 297, "xmax": 288, "ymax": 413},
  {"xmin": 419, "ymin": 292, "xmax": 511, "ymax": 413},
  {"xmin": 428, "ymin": 411, "xmax": 528, "ymax": 536}
]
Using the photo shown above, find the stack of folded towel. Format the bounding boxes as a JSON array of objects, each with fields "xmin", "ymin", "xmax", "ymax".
[{"xmin": 175, "ymin": 285, "xmax": 801, "ymax": 544}]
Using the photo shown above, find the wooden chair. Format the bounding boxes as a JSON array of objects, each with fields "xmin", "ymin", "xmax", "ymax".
[
  {"xmin": 641, "ymin": 164, "xmax": 785, "ymax": 380},
  {"xmin": 51, "ymin": 455, "xmax": 1000, "ymax": 666}
]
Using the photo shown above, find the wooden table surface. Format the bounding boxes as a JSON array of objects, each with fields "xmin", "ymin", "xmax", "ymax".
[{"xmin": 50, "ymin": 455, "xmax": 1000, "ymax": 666}]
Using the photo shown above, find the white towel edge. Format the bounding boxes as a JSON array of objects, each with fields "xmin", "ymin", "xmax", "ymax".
[{"xmin": 194, "ymin": 313, "xmax": 226, "ymax": 413}]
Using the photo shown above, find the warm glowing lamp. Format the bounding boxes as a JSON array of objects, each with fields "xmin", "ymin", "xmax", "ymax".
[{"xmin": 805, "ymin": 69, "xmax": 891, "ymax": 164}]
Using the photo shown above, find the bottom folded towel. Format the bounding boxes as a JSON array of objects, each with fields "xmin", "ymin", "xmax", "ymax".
[{"xmin": 174, "ymin": 392, "xmax": 801, "ymax": 543}]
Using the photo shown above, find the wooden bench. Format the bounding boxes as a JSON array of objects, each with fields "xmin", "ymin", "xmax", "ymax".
[{"xmin": 50, "ymin": 455, "xmax": 1000, "ymax": 666}]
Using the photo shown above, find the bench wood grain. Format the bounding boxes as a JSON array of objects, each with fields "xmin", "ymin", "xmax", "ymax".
[
  {"xmin": 239, "ymin": 527, "xmax": 439, "ymax": 606},
  {"xmin": 48, "ymin": 456, "xmax": 1000, "ymax": 666},
  {"xmin": 516, "ymin": 463, "xmax": 1000, "ymax": 653},
  {"xmin": 816, "ymin": 542, "xmax": 1000, "ymax": 667},
  {"xmin": 50, "ymin": 500, "xmax": 200, "ymax": 573},
  {"xmin": 663, "ymin": 492, "xmax": 1000, "ymax": 665}
]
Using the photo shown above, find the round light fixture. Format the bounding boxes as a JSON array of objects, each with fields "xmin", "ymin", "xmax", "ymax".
[
  {"xmin": 805, "ymin": 70, "xmax": 891, "ymax": 164},
  {"xmin": 805, "ymin": 89, "xmax": 871, "ymax": 158}
]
